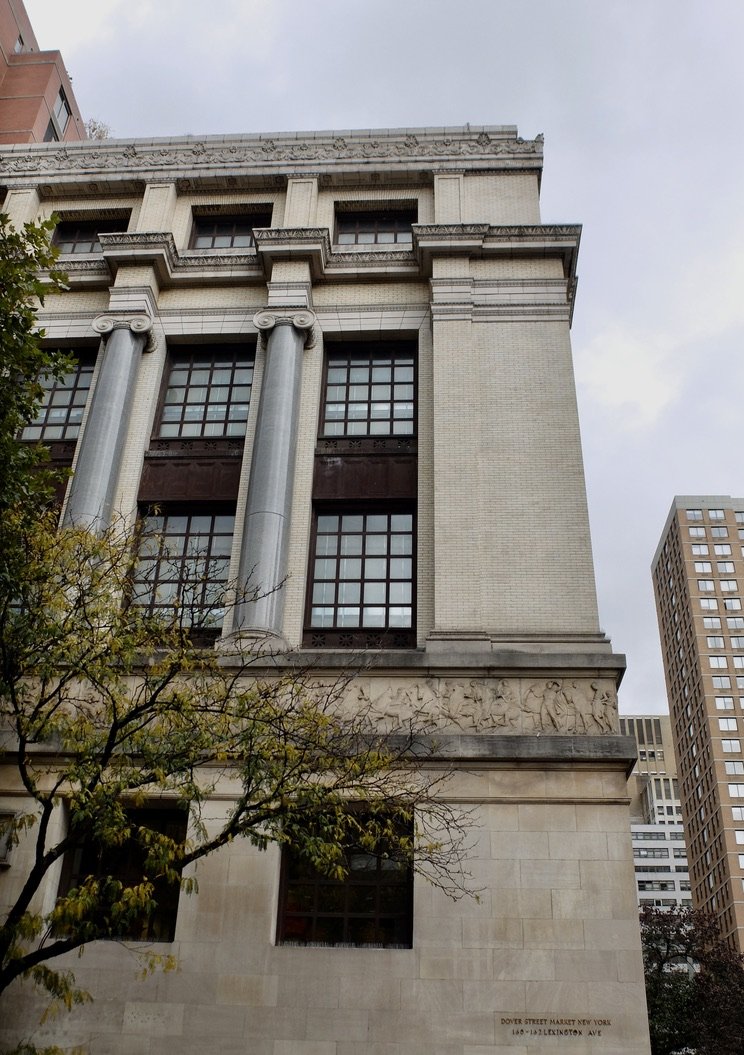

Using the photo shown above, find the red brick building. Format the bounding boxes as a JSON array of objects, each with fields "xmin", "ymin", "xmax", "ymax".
[{"xmin": 0, "ymin": 0, "xmax": 85, "ymax": 144}]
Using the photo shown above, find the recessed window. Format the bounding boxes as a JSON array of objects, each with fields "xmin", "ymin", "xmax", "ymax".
[
  {"xmin": 716, "ymin": 697, "xmax": 735, "ymax": 710},
  {"xmin": 723, "ymin": 740, "xmax": 741, "ymax": 753},
  {"xmin": 729, "ymin": 784, "xmax": 744, "ymax": 797},
  {"xmin": 335, "ymin": 209, "xmax": 415, "ymax": 246},
  {"xmin": 277, "ymin": 813, "xmax": 413, "ymax": 948},
  {"xmin": 725, "ymin": 599, "xmax": 742, "ymax": 611},
  {"xmin": 698, "ymin": 580, "xmax": 715, "ymax": 592},
  {"xmin": 721, "ymin": 580, "xmax": 738, "ymax": 592},
  {"xmin": 190, "ymin": 211, "xmax": 271, "ymax": 250},
  {"xmin": 688, "ymin": 527, "xmax": 706, "ymax": 538},
  {"xmin": 306, "ymin": 511, "xmax": 414, "ymax": 647},
  {"xmin": 713, "ymin": 676, "xmax": 732, "ymax": 688},
  {"xmin": 691, "ymin": 545, "xmax": 709, "ymax": 556},
  {"xmin": 686, "ymin": 509, "xmax": 703, "ymax": 520},
  {"xmin": 53, "ymin": 88, "xmax": 71, "ymax": 135},
  {"xmin": 708, "ymin": 509, "xmax": 725, "ymax": 520},
  {"xmin": 718, "ymin": 562, "xmax": 735, "ymax": 573},
  {"xmin": 13, "ymin": 34, "xmax": 24, "ymax": 53},
  {"xmin": 53, "ymin": 217, "xmax": 129, "ymax": 254},
  {"xmin": 695, "ymin": 562, "xmax": 712, "ymax": 573},
  {"xmin": 709, "ymin": 653, "xmax": 727, "ymax": 668},
  {"xmin": 157, "ymin": 347, "xmax": 254, "ymax": 439},
  {"xmin": 712, "ymin": 527, "xmax": 729, "ymax": 539},
  {"xmin": 730, "ymin": 618, "xmax": 744, "ymax": 630},
  {"xmin": 21, "ymin": 351, "xmax": 95, "ymax": 443},
  {"xmin": 704, "ymin": 617, "xmax": 722, "ymax": 629},
  {"xmin": 56, "ymin": 807, "xmax": 186, "ymax": 941},
  {"xmin": 321, "ymin": 345, "xmax": 415, "ymax": 438},
  {"xmin": 726, "ymin": 762, "xmax": 744, "ymax": 775},
  {"xmin": 715, "ymin": 545, "xmax": 732, "ymax": 556},
  {"xmin": 719, "ymin": 717, "xmax": 738, "ymax": 731},
  {"xmin": 132, "ymin": 509, "xmax": 234, "ymax": 628}
]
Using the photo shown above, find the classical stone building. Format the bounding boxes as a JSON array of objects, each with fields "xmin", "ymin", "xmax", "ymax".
[
  {"xmin": 0, "ymin": 127, "xmax": 650, "ymax": 1052},
  {"xmin": 653, "ymin": 496, "xmax": 744, "ymax": 950}
]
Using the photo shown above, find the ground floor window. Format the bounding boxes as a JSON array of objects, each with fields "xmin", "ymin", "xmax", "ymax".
[{"xmin": 277, "ymin": 815, "xmax": 413, "ymax": 948}]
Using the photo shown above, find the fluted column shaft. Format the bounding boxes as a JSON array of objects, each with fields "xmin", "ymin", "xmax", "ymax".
[
  {"xmin": 63, "ymin": 315, "xmax": 151, "ymax": 531},
  {"xmin": 235, "ymin": 310, "xmax": 315, "ymax": 635}
]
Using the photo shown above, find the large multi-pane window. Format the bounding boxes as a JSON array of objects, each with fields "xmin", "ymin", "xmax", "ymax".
[
  {"xmin": 190, "ymin": 212, "xmax": 271, "ymax": 250},
  {"xmin": 321, "ymin": 346, "xmax": 415, "ymax": 437},
  {"xmin": 157, "ymin": 349, "xmax": 254, "ymax": 439},
  {"xmin": 335, "ymin": 209, "xmax": 415, "ymax": 246},
  {"xmin": 21, "ymin": 353, "xmax": 95, "ymax": 443},
  {"xmin": 308, "ymin": 512, "xmax": 414, "ymax": 639},
  {"xmin": 57, "ymin": 807, "xmax": 186, "ymax": 942},
  {"xmin": 132, "ymin": 510, "xmax": 234, "ymax": 628},
  {"xmin": 277, "ymin": 815, "xmax": 413, "ymax": 948},
  {"xmin": 53, "ymin": 217, "xmax": 129, "ymax": 254}
]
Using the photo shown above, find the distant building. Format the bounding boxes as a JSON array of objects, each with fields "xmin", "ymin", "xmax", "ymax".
[
  {"xmin": 653, "ymin": 496, "xmax": 744, "ymax": 949},
  {"xmin": 620, "ymin": 714, "xmax": 691, "ymax": 909},
  {"xmin": 0, "ymin": 126, "xmax": 651, "ymax": 1053},
  {"xmin": 0, "ymin": 0, "xmax": 85, "ymax": 144}
]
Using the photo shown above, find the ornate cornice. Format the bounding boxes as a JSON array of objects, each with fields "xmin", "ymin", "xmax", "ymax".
[{"xmin": 0, "ymin": 128, "xmax": 543, "ymax": 185}]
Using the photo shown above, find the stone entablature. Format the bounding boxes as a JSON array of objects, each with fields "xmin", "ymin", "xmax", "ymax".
[{"xmin": 0, "ymin": 127, "xmax": 542, "ymax": 187}]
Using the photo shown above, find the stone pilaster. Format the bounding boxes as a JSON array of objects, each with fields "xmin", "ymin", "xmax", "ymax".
[{"xmin": 234, "ymin": 308, "xmax": 317, "ymax": 638}]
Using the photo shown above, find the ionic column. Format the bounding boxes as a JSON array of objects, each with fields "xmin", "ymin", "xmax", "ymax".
[
  {"xmin": 63, "ymin": 313, "xmax": 153, "ymax": 531},
  {"xmin": 235, "ymin": 308, "xmax": 316, "ymax": 636}
]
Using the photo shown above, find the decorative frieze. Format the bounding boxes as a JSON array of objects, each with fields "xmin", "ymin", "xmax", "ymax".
[
  {"xmin": 346, "ymin": 675, "xmax": 618, "ymax": 735},
  {"xmin": 0, "ymin": 129, "xmax": 543, "ymax": 182}
]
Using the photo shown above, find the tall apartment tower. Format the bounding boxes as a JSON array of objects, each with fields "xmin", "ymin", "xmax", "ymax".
[
  {"xmin": 653, "ymin": 496, "xmax": 744, "ymax": 949},
  {"xmin": 619, "ymin": 714, "xmax": 690, "ymax": 909},
  {"xmin": 0, "ymin": 128, "xmax": 651, "ymax": 1053},
  {"xmin": 0, "ymin": 0, "xmax": 85, "ymax": 143}
]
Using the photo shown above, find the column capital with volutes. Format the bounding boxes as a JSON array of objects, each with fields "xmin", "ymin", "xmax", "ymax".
[
  {"xmin": 92, "ymin": 312, "xmax": 155, "ymax": 350},
  {"xmin": 252, "ymin": 308, "xmax": 318, "ymax": 349}
]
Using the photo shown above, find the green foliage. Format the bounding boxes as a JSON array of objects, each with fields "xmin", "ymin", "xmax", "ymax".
[
  {"xmin": 641, "ymin": 904, "xmax": 744, "ymax": 1055},
  {"xmin": 0, "ymin": 213, "xmax": 68, "ymax": 517},
  {"xmin": 0, "ymin": 517, "xmax": 470, "ymax": 1011}
]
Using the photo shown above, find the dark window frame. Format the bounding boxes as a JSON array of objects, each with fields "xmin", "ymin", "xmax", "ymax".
[
  {"xmin": 303, "ymin": 506, "xmax": 416, "ymax": 649},
  {"xmin": 320, "ymin": 342, "xmax": 416, "ymax": 443},
  {"xmin": 20, "ymin": 349, "xmax": 96, "ymax": 447},
  {"xmin": 53, "ymin": 216, "xmax": 130, "ymax": 255},
  {"xmin": 277, "ymin": 814, "xmax": 413, "ymax": 948},
  {"xmin": 53, "ymin": 88, "xmax": 71, "ymax": 135},
  {"xmin": 131, "ymin": 505, "xmax": 236, "ymax": 634},
  {"xmin": 153, "ymin": 345, "xmax": 256, "ymax": 441},
  {"xmin": 56, "ymin": 806, "xmax": 187, "ymax": 942},
  {"xmin": 334, "ymin": 208, "xmax": 416, "ymax": 246},
  {"xmin": 189, "ymin": 209, "xmax": 272, "ymax": 251}
]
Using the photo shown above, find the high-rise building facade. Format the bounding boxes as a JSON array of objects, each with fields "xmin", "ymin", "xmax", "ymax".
[
  {"xmin": 0, "ymin": 127, "xmax": 651, "ymax": 1052},
  {"xmin": 653, "ymin": 495, "xmax": 744, "ymax": 949},
  {"xmin": 0, "ymin": 0, "xmax": 85, "ymax": 144},
  {"xmin": 619, "ymin": 714, "xmax": 691, "ymax": 909}
]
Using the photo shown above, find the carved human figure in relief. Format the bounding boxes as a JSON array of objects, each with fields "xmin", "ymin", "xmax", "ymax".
[
  {"xmin": 590, "ymin": 681, "xmax": 615, "ymax": 733},
  {"xmin": 489, "ymin": 679, "xmax": 521, "ymax": 731}
]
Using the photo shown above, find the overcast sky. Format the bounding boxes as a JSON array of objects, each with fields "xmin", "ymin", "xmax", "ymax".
[{"xmin": 24, "ymin": 0, "xmax": 744, "ymax": 714}]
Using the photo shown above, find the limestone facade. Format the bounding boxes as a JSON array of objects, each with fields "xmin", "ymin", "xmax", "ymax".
[{"xmin": 0, "ymin": 126, "xmax": 650, "ymax": 1053}]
